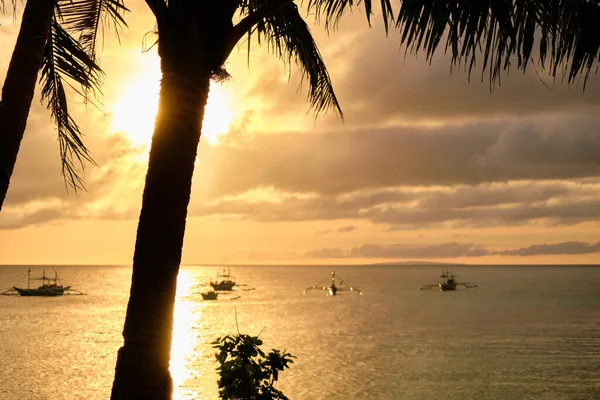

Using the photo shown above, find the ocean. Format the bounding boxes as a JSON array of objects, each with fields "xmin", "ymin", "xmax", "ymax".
[{"xmin": 0, "ymin": 264, "xmax": 599, "ymax": 400}]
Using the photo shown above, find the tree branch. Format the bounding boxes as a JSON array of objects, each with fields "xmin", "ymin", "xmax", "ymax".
[{"xmin": 222, "ymin": 0, "xmax": 294, "ymax": 63}]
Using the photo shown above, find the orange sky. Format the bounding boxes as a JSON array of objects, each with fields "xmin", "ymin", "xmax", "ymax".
[{"xmin": 1, "ymin": 4, "xmax": 599, "ymax": 265}]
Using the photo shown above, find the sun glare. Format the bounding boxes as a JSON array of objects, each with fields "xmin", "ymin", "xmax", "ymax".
[
  {"xmin": 111, "ymin": 72, "xmax": 236, "ymax": 146},
  {"xmin": 170, "ymin": 270, "xmax": 196, "ymax": 397},
  {"xmin": 203, "ymin": 84, "xmax": 236, "ymax": 144},
  {"xmin": 111, "ymin": 74, "xmax": 160, "ymax": 146}
]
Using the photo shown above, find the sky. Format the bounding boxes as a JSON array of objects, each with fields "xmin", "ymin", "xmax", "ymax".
[{"xmin": 1, "ymin": 3, "xmax": 599, "ymax": 265}]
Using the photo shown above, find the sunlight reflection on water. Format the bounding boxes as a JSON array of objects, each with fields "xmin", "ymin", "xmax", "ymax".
[{"xmin": 171, "ymin": 270, "xmax": 203, "ymax": 400}]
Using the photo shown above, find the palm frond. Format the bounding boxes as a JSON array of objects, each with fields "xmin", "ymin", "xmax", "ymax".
[
  {"xmin": 0, "ymin": 0, "xmax": 4, "ymax": 12},
  {"xmin": 0, "ymin": 0, "xmax": 18, "ymax": 16},
  {"xmin": 44, "ymin": 0, "xmax": 126, "ymax": 191},
  {"xmin": 40, "ymin": 19, "xmax": 101, "ymax": 191},
  {"xmin": 306, "ymin": 0, "xmax": 600, "ymax": 87},
  {"xmin": 241, "ymin": 0, "xmax": 343, "ymax": 117},
  {"xmin": 536, "ymin": 0, "xmax": 600, "ymax": 86},
  {"xmin": 395, "ymin": 0, "xmax": 600, "ymax": 87},
  {"xmin": 306, "ymin": 0, "xmax": 394, "ymax": 33},
  {"xmin": 56, "ymin": 0, "xmax": 128, "ymax": 62}
]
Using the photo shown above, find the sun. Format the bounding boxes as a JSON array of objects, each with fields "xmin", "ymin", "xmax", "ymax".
[{"xmin": 111, "ymin": 72, "xmax": 236, "ymax": 146}]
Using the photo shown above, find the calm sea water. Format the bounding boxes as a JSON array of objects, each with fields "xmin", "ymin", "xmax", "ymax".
[{"xmin": 0, "ymin": 265, "xmax": 599, "ymax": 400}]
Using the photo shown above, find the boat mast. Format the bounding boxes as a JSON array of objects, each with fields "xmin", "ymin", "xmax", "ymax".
[{"xmin": 27, "ymin": 268, "xmax": 30, "ymax": 289}]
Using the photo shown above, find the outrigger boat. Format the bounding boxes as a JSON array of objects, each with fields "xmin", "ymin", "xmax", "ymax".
[
  {"xmin": 304, "ymin": 271, "xmax": 363, "ymax": 296},
  {"xmin": 210, "ymin": 268, "xmax": 236, "ymax": 291},
  {"xmin": 3, "ymin": 268, "xmax": 82, "ymax": 296},
  {"xmin": 420, "ymin": 269, "xmax": 477, "ymax": 291}
]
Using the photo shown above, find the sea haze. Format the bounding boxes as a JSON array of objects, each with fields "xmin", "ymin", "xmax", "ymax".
[{"xmin": 1, "ymin": 264, "xmax": 599, "ymax": 399}]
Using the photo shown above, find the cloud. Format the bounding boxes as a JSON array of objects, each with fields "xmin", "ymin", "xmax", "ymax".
[
  {"xmin": 4, "ymin": 9, "xmax": 600, "ymax": 235},
  {"xmin": 0, "ymin": 205, "xmax": 65, "ymax": 230},
  {"xmin": 305, "ymin": 240, "xmax": 600, "ymax": 259},
  {"xmin": 367, "ymin": 196, "xmax": 600, "ymax": 229},
  {"xmin": 305, "ymin": 247, "xmax": 348, "ymax": 258},
  {"xmin": 194, "ymin": 120, "xmax": 600, "ymax": 199},
  {"xmin": 316, "ymin": 225, "xmax": 357, "ymax": 234},
  {"xmin": 242, "ymin": 15, "xmax": 600, "ymax": 126},
  {"xmin": 5, "ymin": 143, "xmax": 600, "ymax": 230},
  {"xmin": 1, "ymin": 129, "xmax": 147, "ymax": 229},
  {"xmin": 2, "ymin": 102, "xmax": 73, "ymax": 205},
  {"xmin": 305, "ymin": 242, "xmax": 490, "ymax": 259},
  {"xmin": 189, "ymin": 181, "xmax": 600, "ymax": 229},
  {"xmin": 349, "ymin": 242, "xmax": 490, "ymax": 258},
  {"xmin": 498, "ymin": 241, "xmax": 600, "ymax": 256},
  {"xmin": 335, "ymin": 34, "xmax": 600, "ymax": 124}
]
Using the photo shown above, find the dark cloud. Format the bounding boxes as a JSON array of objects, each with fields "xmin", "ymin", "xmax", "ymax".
[
  {"xmin": 190, "ymin": 188, "xmax": 418, "ymax": 222},
  {"xmin": 0, "ymin": 207, "xmax": 64, "ymax": 230},
  {"xmin": 243, "ymin": 17, "xmax": 600, "ymax": 125},
  {"xmin": 5, "ymin": 153, "xmax": 600, "ymax": 230},
  {"xmin": 341, "ymin": 18, "xmax": 600, "ymax": 120},
  {"xmin": 498, "ymin": 241, "xmax": 600, "ymax": 256},
  {"xmin": 349, "ymin": 242, "xmax": 490, "ymax": 258},
  {"xmin": 416, "ymin": 182, "xmax": 580, "ymax": 210},
  {"xmin": 369, "ymin": 196, "xmax": 600, "ymax": 229},
  {"xmin": 1, "ymin": 127, "xmax": 146, "ymax": 229},
  {"xmin": 305, "ymin": 240, "xmax": 600, "ymax": 259},
  {"xmin": 305, "ymin": 242, "xmax": 490, "ymax": 259},
  {"xmin": 194, "ymin": 120, "xmax": 600, "ymax": 198},
  {"xmin": 316, "ymin": 226, "xmax": 357, "ymax": 234},
  {"xmin": 190, "ymin": 181, "xmax": 600, "ymax": 229}
]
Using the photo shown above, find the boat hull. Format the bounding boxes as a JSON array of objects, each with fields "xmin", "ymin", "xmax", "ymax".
[
  {"xmin": 201, "ymin": 292, "xmax": 218, "ymax": 300},
  {"xmin": 439, "ymin": 283, "xmax": 456, "ymax": 291},
  {"xmin": 13, "ymin": 286, "xmax": 71, "ymax": 296},
  {"xmin": 210, "ymin": 281, "xmax": 235, "ymax": 291}
]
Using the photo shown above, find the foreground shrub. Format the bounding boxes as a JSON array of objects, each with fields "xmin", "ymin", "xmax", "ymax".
[{"xmin": 213, "ymin": 334, "xmax": 295, "ymax": 400}]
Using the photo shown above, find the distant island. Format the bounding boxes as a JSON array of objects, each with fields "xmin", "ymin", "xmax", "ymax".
[{"xmin": 371, "ymin": 261, "xmax": 467, "ymax": 266}]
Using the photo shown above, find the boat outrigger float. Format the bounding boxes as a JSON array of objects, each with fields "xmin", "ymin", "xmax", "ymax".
[
  {"xmin": 304, "ymin": 271, "xmax": 363, "ymax": 296},
  {"xmin": 1, "ymin": 268, "xmax": 84, "ymax": 296},
  {"xmin": 420, "ymin": 269, "xmax": 477, "ymax": 291}
]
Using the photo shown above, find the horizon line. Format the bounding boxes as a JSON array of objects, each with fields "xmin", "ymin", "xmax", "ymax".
[{"xmin": 1, "ymin": 263, "xmax": 600, "ymax": 267}]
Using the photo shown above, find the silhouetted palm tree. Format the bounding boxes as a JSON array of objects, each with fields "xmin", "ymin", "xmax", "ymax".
[
  {"xmin": 111, "ymin": 1, "xmax": 600, "ymax": 399},
  {"xmin": 0, "ymin": 0, "xmax": 126, "ymax": 210}
]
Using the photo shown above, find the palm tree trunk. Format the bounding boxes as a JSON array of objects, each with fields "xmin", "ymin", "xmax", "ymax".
[
  {"xmin": 110, "ymin": 67, "xmax": 211, "ymax": 399},
  {"xmin": 0, "ymin": 0, "xmax": 56, "ymax": 211}
]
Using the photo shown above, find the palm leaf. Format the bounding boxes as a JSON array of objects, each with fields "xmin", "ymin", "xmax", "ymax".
[
  {"xmin": 306, "ymin": 0, "xmax": 394, "ymax": 33},
  {"xmin": 49, "ymin": 0, "xmax": 126, "ymax": 190},
  {"xmin": 0, "ymin": 0, "xmax": 18, "ymax": 16},
  {"xmin": 241, "ymin": 0, "xmax": 343, "ymax": 117},
  {"xmin": 56, "ymin": 0, "xmax": 128, "ymax": 61},
  {"xmin": 306, "ymin": 0, "xmax": 600, "ymax": 87},
  {"xmin": 396, "ymin": 0, "xmax": 600, "ymax": 86},
  {"xmin": 40, "ymin": 19, "xmax": 101, "ymax": 191},
  {"xmin": 538, "ymin": 1, "xmax": 600, "ymax": 86}
]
